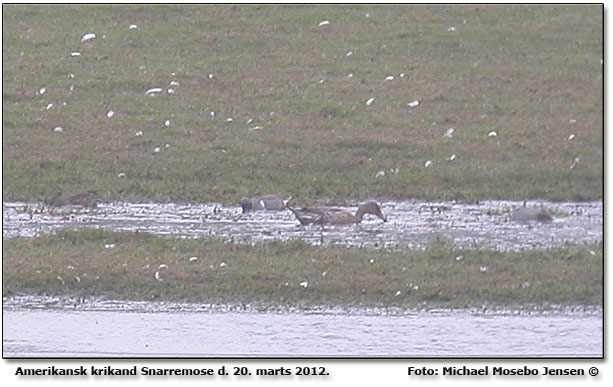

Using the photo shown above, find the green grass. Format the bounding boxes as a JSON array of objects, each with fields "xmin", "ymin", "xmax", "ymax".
[
  {"xmin": 2, "ymin": 230, "xmax": 603, "ymax": 309},
  {"xmin": 2, "ymin": 4, "xmax": 603, "ymax": 204}
]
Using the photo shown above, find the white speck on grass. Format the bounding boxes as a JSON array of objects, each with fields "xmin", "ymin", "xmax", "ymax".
[
  {"xmin": 569, "ymin": 157, "xmax": 580, "ymax": 169},
  {"xmin": 145, "ymin": 88, "xmax": 162, "ymax": 96},
  {"xmin": 319, "ymin": 78, "xmax": 324, "ymax": 84},
  {"xmin": 37, "ymin": 87, "xmax": 46, "ymax": 95},
  {"xmin": 447, "ymin": 154, "xmax": 456, "ymax": 161},
  {"xmin": 53, "ymin": 126, "xmax": 63, "ymax": 133},
  {"xmin": 106, "ymin": 110, "xmax": 114, "ymax": 118},
  {"xmin": 189, "ymin": 256, "xmax": 198, "ymax": 262},
  {"xmin": 154, "ymin": 271, "xmax": 162, "ymax": 281},
  {"xmin": 318, "ymin": 20, "xmax": 330, "ymax": 27},
  {"xmin": 568, "ymin": 134, "xmax": 575, "ymax": 141},
  {"xmin": 322, "ymin": 271, "xmax": 327, "ymax": 277},
  {"xmin": 226, "ymin": 118, "xmax": 233, "ymax": 122},
  {"xmin": 81, "ymin": 33, "xmax": 96, "ymax": 42},
  {"xmin": 400, "ymin": 73, "xmax": 405, "ymax": 77},
  {"xmin": 158, "ymin": 264, "xmax": 168, "ymax": 269},
  {"xmin": 135, "ymin": 131, "xmax": 143, "ymax": 136},
  {"xmin": 346, "ymin": 51, "xmax": 353, "ymax": 56},
  {"xmin": 208, "ymin": 73, "xmax": 213, "ymax": 79},
  {"xmin": 210, "ymin": 111, "xmax": 215, "ymax": 118},
  {"xmin": 45, "ymin": 103, "xmax": 53, "ymax": 110},
  {"xmin": 164, "ymin": 120, "xmax": 170, "ymax": 127},
  {"xmin": 455, "ymin": 255, "xmax": 464, "ymax": 262},
  {"xmin": 488, "ymin": 131, "xmax": 497, "ymax": 137},
  {"xmin": 247, "ymin": 118, "xmax": 254, "ymax": 124},
  {"xmin": 104, "ymin": 244, "xmax": 115, "ymax": 249},
  {"xmin": 117, "ymin": 172, "xmax": 126, "ymax": 178},
  {"xmin": 300, "ymin": 281, "xmax": 308, "ymax": 288},
  {"xmin": 167, "ymin": 88, "xmax": 175, "ymax": 94},
  {"xmin": 412, "ymin": 285, "xmax": 419, "ymax": 291},
  {"xmin": 395, "ymin": 290, "xmax": 402, "ymax": 296},
  {"xmin": 164, "ymin": 143, "xmax": 170, "ymax": 148},
  {"xmin": 249, "ymin": 125, "xmax": 263, "ymax": 131},
  {"xmin": 153, "ymin": 147, "xmax": 161, "ymax": 153},
  {"xmin": 569, "ymin": 119, "xmax": 576, "ymax": 124},
  {"xmin": 408, "ymin": 100, "xmax": 419, "ymax": 107},
  {"xmin": 169, "ymin": 80, "xmax": 179, "ymax": 87},
  {"xmin": 347, "ymin": 73, "xmax": 354, "ymax": 79},
  {"xmin": 219, "ymin": 262, "xmax": 227, "ymax": 267},
  {"xmin": 375, "ymin": 170, "xmax": 385, "ymax": 178},
  {"xmin": 480, "ymin": 266, "xmax": 488, "ymax": 272},
  {"xmin": 444, "ymin": 128, "xmax": 454, "ymax": 137},
  {"xmin": 366, "ymin": 97, "xmax": 375, "ymax": 106},
  {"xmin": 385, "ymin": 75, "xmax": 394, "ymax": 81},
  {"xmin": 424, "ymin": 160, "xmax": 432, "ymax": 167},
  {"xmin": 129, "ymin": 24, "xmax": 138, "ymax": 30},
  {"xmin": 70, "ymin": 52, "xmax": 81, "ymax": 57},
  {"xmin": 447, "ymin": 26, "xmax": 456, "ymax": 32},
  {"xmin": 369, "ymin": 258, "xmax": 375, "ymax": 263}
]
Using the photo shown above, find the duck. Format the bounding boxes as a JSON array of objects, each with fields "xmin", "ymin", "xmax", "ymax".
[
  {"xmin": 288, "ymin": 201, "xmax": 387, "ymax": 225},
  {"xmin": 239, "ymin": 194, "xmax": 291, "ymax": 213},
  {"xmin": 510, "ymin": 203, "xmax": 553, "ymax": 223},
  {"xmin": 46, "ymin": 191, "xmax": 99, "ymax": 208}
]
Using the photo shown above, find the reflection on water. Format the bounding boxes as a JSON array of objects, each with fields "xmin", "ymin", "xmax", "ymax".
[
  {"xmin": 2, "ymin": 200, "xmax": 602, "ymax": 251},
  {"xmin": 2, "ymin": 296, "xmax": 603, "ymax": 358}
]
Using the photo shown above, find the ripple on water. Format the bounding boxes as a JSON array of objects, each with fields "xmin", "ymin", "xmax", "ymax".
[{"xmin": 2, "ymin": 200, "xmax": 602, "ymax": 251}]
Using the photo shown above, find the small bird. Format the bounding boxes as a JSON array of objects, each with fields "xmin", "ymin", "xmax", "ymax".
[
  {"xmin": 288, "ymin": 201, "xmax": 387, "ymax": 225},
  {"xmin": 239, "ymin": 194, "xmax": 291, "ymax": 213}
]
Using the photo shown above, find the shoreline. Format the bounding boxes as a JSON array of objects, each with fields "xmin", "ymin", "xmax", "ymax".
[{"xmin": 3, "ymin": 294, "xmax": 603, "ymax": 317}]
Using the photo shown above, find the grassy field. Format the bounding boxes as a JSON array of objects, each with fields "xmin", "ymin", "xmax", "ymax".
[
  {"xmin": 2, "ymin": 230, "xmax": 602, "ymax": 309},
  {"xmin": 2, "ymin": 4, "xmax": 603, "ymax": 204}
]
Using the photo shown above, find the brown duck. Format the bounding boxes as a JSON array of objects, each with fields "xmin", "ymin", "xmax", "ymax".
[{"xmin": 288, "ymin": 201, "xmax": 387, "ymax": 225}]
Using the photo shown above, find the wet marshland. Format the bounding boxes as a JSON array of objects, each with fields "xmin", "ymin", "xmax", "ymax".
[{"xmin": 2, "ymin": 200, "xmax": 603, "ymax": 251}]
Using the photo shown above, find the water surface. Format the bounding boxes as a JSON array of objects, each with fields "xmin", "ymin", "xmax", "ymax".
[{"xmin": 2, "ymin": 297, "xmax": 602, "ymax": 358}]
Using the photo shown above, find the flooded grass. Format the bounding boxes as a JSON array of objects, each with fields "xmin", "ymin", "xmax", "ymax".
[
  {"xmin": 2, "ymin": 5, "xmax": 603, "ymax": 204},
  {"xmin": 2, "ymin": 200, "xmax": 602, "ymax": 251},
  {"xmin": 2, "ymin": 230, "xmax": 602, "ymax": 310}
]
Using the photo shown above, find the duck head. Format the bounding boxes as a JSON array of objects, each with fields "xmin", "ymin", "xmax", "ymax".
[
  {"xmin": 356, "ymin": 201, "xmax": 387, "ymax": 222},
  {"xmin": 239, "ymin": 197, "xmax": 252, "ymax": 213}
]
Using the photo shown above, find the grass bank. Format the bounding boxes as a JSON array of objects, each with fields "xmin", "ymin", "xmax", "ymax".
[
  {"xmin": 2, "ymin": 4, "xmax": 603, "ymax": 204},
  {"xmin": 2, "ymin": 230, "xmax": 602, "ymax": 309}
]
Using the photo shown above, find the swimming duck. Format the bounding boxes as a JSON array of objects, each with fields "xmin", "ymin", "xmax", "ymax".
[
  {"xmin": 288, "ymin": 201, "xmax": 387, "ymax": 225},
  {"xmin": 46, "ymin": 191, "xmax": 99, "ymax": 207},
  {"xmin": 239, "ymin": 194, "xmax": 291, "ymax": 213},
  {"xmin": 510, "ymin": 206, "xmax": 553, "ymax": 223}
]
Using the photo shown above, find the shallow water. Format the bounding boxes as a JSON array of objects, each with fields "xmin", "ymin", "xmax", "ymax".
[
  {"xmin": 2, "ymin": 296, "xmax": 602, "ymax": 357},
  {"xmin": 2, "ymin": 200, "xmax": 602, "ymax": 251}
]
